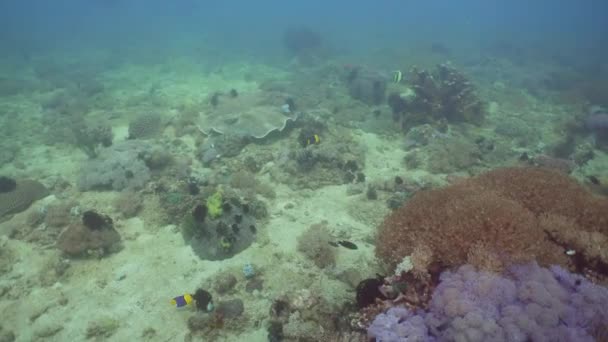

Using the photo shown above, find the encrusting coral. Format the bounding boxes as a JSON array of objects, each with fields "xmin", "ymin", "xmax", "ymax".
[{"xmin": 376, "ymin": 167, "xmax": 608, "ymax": 278}]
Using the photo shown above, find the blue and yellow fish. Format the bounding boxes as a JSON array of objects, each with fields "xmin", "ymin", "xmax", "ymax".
[
  {"xmin": 171, "ymin": 294, "xmax": 194, "ymax": 308},
  {"xmin": 305, "ymin": 134, "xmax": 321, "ymax": 146}
]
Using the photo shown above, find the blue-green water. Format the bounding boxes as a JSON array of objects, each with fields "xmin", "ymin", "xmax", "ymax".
[{"xmin": 0, "ymin": 1, "xmax": 607, "ymax": 341}]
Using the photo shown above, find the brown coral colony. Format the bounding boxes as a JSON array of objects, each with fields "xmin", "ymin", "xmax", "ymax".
[{"xmin": 376, "ymin": 167, "xmax": 608, "ymax": 281}]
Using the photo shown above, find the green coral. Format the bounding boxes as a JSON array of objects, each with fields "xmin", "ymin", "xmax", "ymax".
[{"xmin": 206, "ymin": 190, "xmax": 223, "ymax": 219}]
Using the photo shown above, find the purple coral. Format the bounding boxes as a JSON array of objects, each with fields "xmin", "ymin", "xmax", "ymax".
[{"xmin": 367, "ymin": 263, "xmax": 608, "ymax": 341}]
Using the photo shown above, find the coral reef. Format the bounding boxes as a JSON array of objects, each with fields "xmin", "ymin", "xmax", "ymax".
[
  {"xmin": 267, "ymin": 288, "xmax": 355, "ymax": 341},
  {"xmin": 187, "ymin": 298, "xmax": 244, "ymax": 340},
  {"xmin": 376, "ymin": 167, "xmax": 608, "ymax": 275},
  {"xmin": 395, "ymin": 63, "xmax": 486, "ymax": 128},
  {"xmin": 367, "ymin": 263, "xmax": 608, "ymax": 341},
  {"xmin": 57, "ymin": 211, "xmax": 121, "ymax": 257},
  {"xmin": 296, "ymin": 222, "xmax": 336, "ymax": 268},
  {"xmin": 15, "ymin": 201, "xmax": 75, "ymax": 246},
  {"xmin": 197, "ymin": 91, "xmax": 297, "ymax": 140},
  {"xmin": 72, "ymin": 121, "xmax": 113, "ymax": 158},
  {"xmin": 128, "ymin": 112, "xmax": 163, "ymax": 139},
  {"xmin": 206, "ymin": 190, "xmax": 224, "ymax": 219},
  {"xmin": 181, "ymin": 188, "xmax": 260, "ymax": 260},
  {"xmin": 0, "ymin": 178, "xmax": 48, "ymax": 219},
  {"xmin": 274, "ymin": 126, "xmax": 366, "ymax": 189},
  {"xmin": 77, "ymin": 141, "xmax": 153, "ymax": 191}
]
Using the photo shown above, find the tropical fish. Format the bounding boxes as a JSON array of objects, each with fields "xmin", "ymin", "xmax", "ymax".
[
  {"xmin": 392, "ymin": 70, "xmax": 403, "ymax": 83},
  {"xmin": 171, "ymin": 294, "xmax": 194, "ymax": 308},
  {"xmin": 305, "ymin": 134, "xmax": 321, "ymax": 146},
  {"xmin": 329, "ymin": 240, "xmax": 358, "ymax": 250}
]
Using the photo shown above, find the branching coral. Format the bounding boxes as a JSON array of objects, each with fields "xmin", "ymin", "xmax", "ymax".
[
  {"xmin": 472, "ymin": 167, "xmax": 608, "ymax": 233},
  {"xmin": 377, "ymin": 178, "xmax": 564, "ymax": 273},
  {"xmin": 376, "ymin": 167, "xmax": 608, "ymax": 277},
  {"xmin": 401, "ymin": 63, "xmax": 486, "ymax": 126}
]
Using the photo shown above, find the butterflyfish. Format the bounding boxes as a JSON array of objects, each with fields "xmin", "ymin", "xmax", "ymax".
[{"xmin": 392, "ymin": 70, "xmax": 403, "ymax": 83}]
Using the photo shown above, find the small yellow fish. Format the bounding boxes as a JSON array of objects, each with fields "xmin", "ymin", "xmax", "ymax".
[
  {"xmin": 392, "ymin": 70, "xmax": 403, "ymax": 83},
  {"xmin": 171, "ymin": 294, "xmax": 194, "ymax": 308},
  {"xmin": 306, "ymin": 134, "xmax": 320, "ymax": 146}
]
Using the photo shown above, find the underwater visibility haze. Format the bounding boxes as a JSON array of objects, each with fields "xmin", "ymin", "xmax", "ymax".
[{"xmin": 0, "ymin": 0, "xmax": 608, "ymax": 341}]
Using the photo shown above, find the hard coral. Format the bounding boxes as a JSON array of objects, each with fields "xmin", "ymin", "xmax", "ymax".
[
  {"xmin": 405, "ymin": 63, "xmax": 485, "ymax": 127},
  {"xmin": 182, "ymin": 190, "xmax": 258, "ymax": 261},
  {"xmin": 78, "ymin": 141, "xmax": 152, "ymax": 191},
  {"xmin": 128, "ymin": 112, "xmax": 163, "ymax": 139},
  {"xmin": 0, "ymin": 179, "xmax": 49, "ymax": 219},
  {"xmin": 57, "ymin": 212, "xmax": 121, "ymax": 257},
  {"xmin": 376, "ymin": 167, "xmax": 608, "ymax": 275},
  {"xmin": 72, "ymin": 121, "xmax": 113, "ymax": 158},
  {"xmin": 472, "ymin": 167, "xmax": 608, "ymax": 233}
]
